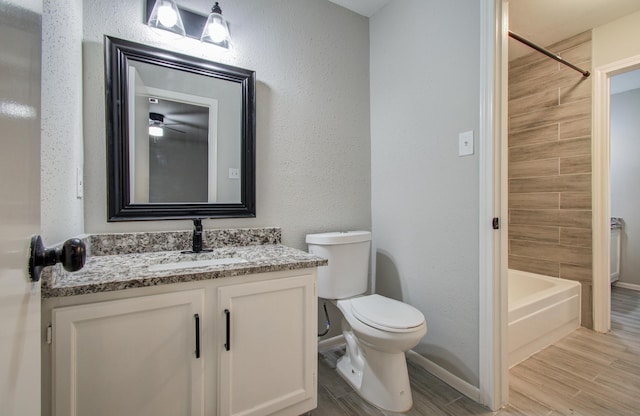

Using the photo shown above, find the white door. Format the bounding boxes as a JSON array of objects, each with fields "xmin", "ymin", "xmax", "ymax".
[{"xmin": 0, "ymin": 1, "xmax": 42, "ymax": 416}]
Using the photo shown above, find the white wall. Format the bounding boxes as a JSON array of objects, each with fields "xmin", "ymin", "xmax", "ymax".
[
  {"xmin": 370, "ymin": 0, "xmax": 481, "ymax": 386},
  {"xmin": 593, "ymin": 9, "xmax": 640, "ymax": 68},
  {"xmin": 79, "ymin": 0, "xmax": 371, "ymax": 249},
  {"xmin": 41, "ymin": 0, "xmax": 84, "ymax": 245},
  {"xmin": 610, "ymin": 88, "xmax": 640, "ymax": 286}
]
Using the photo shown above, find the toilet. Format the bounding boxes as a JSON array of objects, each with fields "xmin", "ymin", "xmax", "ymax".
[{"xmin": 306, "ymin": 231, "xmax": 426, "ymax": 413}]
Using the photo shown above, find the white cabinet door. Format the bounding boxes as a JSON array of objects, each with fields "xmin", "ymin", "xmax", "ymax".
[
  {"xmin": 218, "ymin": 274, "xmax": 317, "ymax": 416},
  {"xmin": 52, "ymin": 290, "xmax": 205, "ymax": 416}
]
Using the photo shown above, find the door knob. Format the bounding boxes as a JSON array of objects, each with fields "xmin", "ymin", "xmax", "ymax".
[{"xmin": 28, "ymin": 235, "xmax": 86, "ymax": 282}]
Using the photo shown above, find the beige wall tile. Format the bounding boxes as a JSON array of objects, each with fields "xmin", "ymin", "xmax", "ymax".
[
  {"xmin": 510, "ymin": 224, "xmax": 560, "ymax": 243},
  {"xmin": 510, "ymin": 209, "xmax": 591, "ymax": 228},
  {"xmin": 560, "ymin": 263, "xmax": 593, "ymax": 281},
  {"xmin": 510, "ymin": 98, "xmax": 591, "ymax": 131},
  {"xmin": 580, "ymin": 282, "xmax": 593, "ymax": 329},
  {"xmin": 560, "ymin": 41, "xmax": 592, "ymax": 63},
  {"xmin": 510, "ymin": 66, "xmax": 592, "ymax": 102},
  {"xmin": 559, "ymin": 78, "xmax": 592, "ymax": 104},
  {"xmin": 510, "ymin": 174, "xmax": 591, "ymax": 193},
  {"xmin": 559, "ymin": 117, "xmax": 591, "ymax": 140},
  {"xmin": 560, "ymin": 192, "xmax": 592, "ymax": 209},
  {"xmin": 509, "ymin": 255, "xmax": 560, "ymax": 277},
  {"xmin": 509, "ymin": 158, "xmax": 559, "ymax": 178},
  {"xmin": 509, "ymin": 59, "xmax": 559, "ymax": 86},
  {"xmin": 509, "ymin": 137, "xmax": 590, "ymax": 163},
  {"xmin": 560, "ymin": 227, "xmax": 592, "ymax": 247},
  {"xmin": 551, "ymin": 30, "xmax": 592, "ymax": 54},
  {"xmin": 560, "ymin": 155, "xmax": 591, "ymax": 174},
  {"xmin": 510, "ymin": 240, "xmax": 592, "ymax": 266},
  {"xmin": 509, "ymin": 192, "xmax": 560, "ymax": 209},
  {"xmin": 510, "ymin": 89, "xmax": 559, "ymax": 116},
  {"xmin": 558, "ymin": 60, "xmax": 592, "ymax": 79},
  {"xmin": 509, "ymin": 124, "xmax": 559, "ymax": 148}
]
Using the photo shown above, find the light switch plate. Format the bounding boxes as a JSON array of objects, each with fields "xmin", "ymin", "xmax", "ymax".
[
  {"xmin": 76, "ymin": 167, "xmax": 83, "ymax": 198},
  {"xmin": 459, "ymin": 131, "xmax": 474, "ymax": 156},
  {"xmin": 228, "ymin": 168, "xmax": 240, "ymax": 179}
]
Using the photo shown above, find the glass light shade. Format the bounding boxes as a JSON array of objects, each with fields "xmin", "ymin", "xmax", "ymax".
[
  {"xmin": 149, "ymin": 125, "xmax": 164, "ymax": 137},
  {"xmin": 148, "ymin": 0, "xmax": 186, "ymax": 38},
  {"xmin": 200, "ymin": 3, "xmax": 230, "ymax": 48}
]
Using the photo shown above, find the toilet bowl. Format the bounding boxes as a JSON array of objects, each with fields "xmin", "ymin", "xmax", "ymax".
[
  {"xmin": 306, "ymin": 231, "xmax": 427, "ymax": 412},
  {"xmin": 335, "ymin": 295, "xmax": 426, "ymax": 412}
]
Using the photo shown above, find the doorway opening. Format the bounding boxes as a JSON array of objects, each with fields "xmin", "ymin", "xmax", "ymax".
[{"xmin": 593, "ymin": 56, "xmax": 640, "ymax": 332}]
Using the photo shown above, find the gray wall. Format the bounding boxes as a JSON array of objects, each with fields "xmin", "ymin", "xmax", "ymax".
[
  {"xmin": 611, "ymin": 88, "xmax": 640, "ymax": 287},
  {"xmin": 370, "ymin": 0, "xmax": 481, "ymax": 386},
  {"xmin": 79, "ymin": 0, "xmax": 371, "ymax": 249}
]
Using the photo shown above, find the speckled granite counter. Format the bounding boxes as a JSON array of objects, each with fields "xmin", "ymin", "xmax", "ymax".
[{"xmin": 42, "ymin": 228, "xmax": 327, "ymax": 298}]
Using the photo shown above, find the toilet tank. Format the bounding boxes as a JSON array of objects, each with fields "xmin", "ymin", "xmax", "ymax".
[{"xmin": 306, "ymin": 231, "xmax": 371, "ymax": 299}]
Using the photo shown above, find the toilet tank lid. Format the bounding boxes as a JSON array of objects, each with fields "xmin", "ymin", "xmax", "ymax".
[{"xmin": 306, "ymin": 231, "xmax": 371, "ymax": 245}]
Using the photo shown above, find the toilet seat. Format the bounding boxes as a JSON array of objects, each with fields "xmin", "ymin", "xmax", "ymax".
[{"xmin": 349, "ymin": 294, "xmax": 425, "ymax": 333}]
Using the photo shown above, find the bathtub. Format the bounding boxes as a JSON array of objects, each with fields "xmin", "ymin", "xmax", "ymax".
[{"xmin": 508, "ymin": 270, "xmax": 581, "ymax": 367}]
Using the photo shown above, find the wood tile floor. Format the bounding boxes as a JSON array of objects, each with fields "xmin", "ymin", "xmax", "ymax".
[{"xmin": 314, "ymin": 287, "xmax": 640, "ymax": 415}]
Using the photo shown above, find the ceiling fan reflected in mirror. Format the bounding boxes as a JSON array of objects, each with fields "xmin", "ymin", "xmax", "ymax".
[{"xmin": 148, "ymin": 111, "xmax": 186, "ymax": 137}]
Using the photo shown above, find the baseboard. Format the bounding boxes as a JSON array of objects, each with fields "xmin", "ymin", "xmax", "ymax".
[
  {"xmin": 318, "ymin": 335, "xmax": 345, "ymax": 352},
  {"xmin": 613, "ymin": 282, "xmax": 640, "ymax": 292},
  {"xmin": 405, "ymin": 350, "xmax": 481, "ymax": 402},
  {"xmin": 318, "ymin": 337, "xmax": 481, "ymax": 404}
]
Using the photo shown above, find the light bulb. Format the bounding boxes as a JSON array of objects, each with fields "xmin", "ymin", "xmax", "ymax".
[
  {"xmin": 207, "ymin": 21, "xmax": 226, "ymax": 43},
  {"xmin": 149, "ymin": 125, "xmax": 164, "ymax": 137},
  {"xmin": 147, "ymin": 0, "xmax": 185, "ymax": 38},
  {"xmin": 200, "ymin": 2, "xmax": 230, "ymax": 48},
  {"xmin": 157, "ymin": 2, "xmax": 178, "ymax": 27}
]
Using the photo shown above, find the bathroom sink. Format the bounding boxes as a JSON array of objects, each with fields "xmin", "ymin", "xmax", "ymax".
[{"xmin": 149, "ymin": 257, "xmax": 248, "ymax": 272}]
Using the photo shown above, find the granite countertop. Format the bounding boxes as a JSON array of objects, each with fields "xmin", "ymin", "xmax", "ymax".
[{"xmin": 42, "ymin": 244, "xmax": 327, "ymax": 298}]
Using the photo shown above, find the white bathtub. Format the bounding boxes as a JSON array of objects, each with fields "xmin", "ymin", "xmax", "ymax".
[{"xmin": 508, "ymin": 270, "xmax": 581, "ymax": 367}]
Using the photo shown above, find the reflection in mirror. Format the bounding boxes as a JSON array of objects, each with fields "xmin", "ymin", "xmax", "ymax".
[{"xmin": 105, "ymin": 36, "xmax": 255, "ymax": 221}]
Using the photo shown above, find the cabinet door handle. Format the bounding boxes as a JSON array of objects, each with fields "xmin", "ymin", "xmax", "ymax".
[
  {"xmin": 194, "ymin": 313, "xmax": 201, "ymax": 359},
  {"xmin": 224, "ymin": 309, "xmax": 231, "ymax": 351}
]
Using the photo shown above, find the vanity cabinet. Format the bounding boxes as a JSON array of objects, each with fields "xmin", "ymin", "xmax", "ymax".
[
  {"xmin": 45, "ymin": 269, "xmax": 317, "ymax": 416},
  {"xmin": 51, "ymin": 290, "xmax": 205, "ymax": 416},
  {"xmin": 218, "ymin": 275, "xmax": 317, "ymax": 416}
]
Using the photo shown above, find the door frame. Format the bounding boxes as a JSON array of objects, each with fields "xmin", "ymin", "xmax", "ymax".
[
  {"xmin": 592, "ymin": 54, "xmax": 640, "ymax": 332},
  {"xmin": 478, "ymin": 0, "xmax": 508, "ymax": 410}
]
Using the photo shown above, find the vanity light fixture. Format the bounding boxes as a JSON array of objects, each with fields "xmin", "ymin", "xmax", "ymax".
[
  {"xmin": 147, "ymin": 0, "xmax": 186, "ymax": 38},
  {"xmin": 200, "ymin": 2, "xmax": 231, "ymax": 48},
  {"xmin": 145, "ymin": 0, "xmax": 231, "ymax": 49},
  {"xmin": 149, "ymin": 112, "xmax": 165, "ymax": 137}
]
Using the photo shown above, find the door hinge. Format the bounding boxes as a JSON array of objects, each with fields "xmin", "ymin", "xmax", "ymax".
[
  {"xmin": 492, "ymin": 217, "xmax": 500, "ymax": 230},
  {"xmin": 46, "ymin": 323, "xmax": 52, "ymax": 345}
]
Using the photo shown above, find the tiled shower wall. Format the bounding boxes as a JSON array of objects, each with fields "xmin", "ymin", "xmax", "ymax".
[{"xmin": 508, "ymin": 31, "xmax": 593, "ymax": 328}]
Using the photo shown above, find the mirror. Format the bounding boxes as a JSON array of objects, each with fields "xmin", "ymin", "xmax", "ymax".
[{"xmin": 104, "ymin": 36, "xmax": 255, "ymax": 221}]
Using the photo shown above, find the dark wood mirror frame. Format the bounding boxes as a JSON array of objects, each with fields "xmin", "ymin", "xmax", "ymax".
[{"xmin": 104, "ymin": 36, "xmax": 256, "ymax": 221}]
